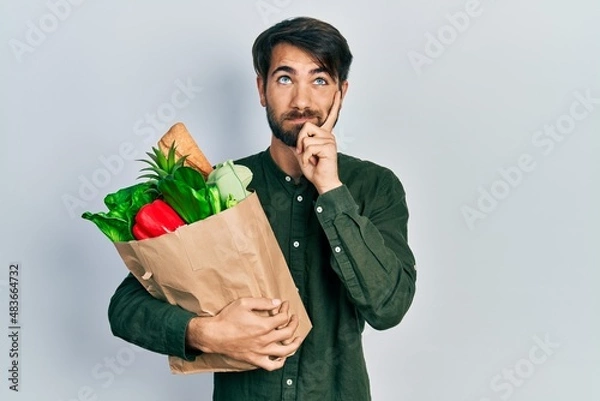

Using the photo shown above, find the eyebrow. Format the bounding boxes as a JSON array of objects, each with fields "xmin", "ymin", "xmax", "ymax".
[{"xmin": 271, "ymin": 65, "xmax": 329, "ymax": 77}]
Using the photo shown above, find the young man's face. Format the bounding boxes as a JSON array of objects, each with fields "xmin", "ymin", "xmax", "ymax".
[{"xmin": 257, "ymin": 43, "xmax": 348, "ymax": 147}]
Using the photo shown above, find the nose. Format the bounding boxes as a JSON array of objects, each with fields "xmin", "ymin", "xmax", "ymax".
[{"xmin": 290, "ymin": 83, "xmax": 311, "ymax": 110}]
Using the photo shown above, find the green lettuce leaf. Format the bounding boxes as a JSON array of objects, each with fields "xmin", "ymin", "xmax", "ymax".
[{"xmin": 82, "ymin": 182, "xmax": 157, "ymax": 242}]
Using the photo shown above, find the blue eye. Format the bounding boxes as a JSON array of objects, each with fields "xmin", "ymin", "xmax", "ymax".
[
  {"xmin": 315, "ymin": 78, "xmax": 327, "ymax": 85},
  {"xmin": 277, "ymin": 76, "xmax": 292, "ymax": 84}
]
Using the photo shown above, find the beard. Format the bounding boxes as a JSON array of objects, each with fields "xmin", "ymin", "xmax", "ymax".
[{"xmin": 266, "ymin": 103, "xmax": 324, "ymax": 147}]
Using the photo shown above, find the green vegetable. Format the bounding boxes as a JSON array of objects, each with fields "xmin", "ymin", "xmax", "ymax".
[
  {"xmin": 137, "ymin": 144, "xmax": 213, "ymax": 224},
  {"xmin": 225, "ymin": 194, "xmax": 238, "ymax": 209},
  {"xmin": 81, "ymin": 212, "xmax": 130, "ymax": 242},
  {"xmin": 207, "ymin": 184, "xmax": 222, "ymax": 214},
  {"xmin": 82, "ymin": 146, "xmax": 254, "ymax": 244},
  {"xmin": 82, "ymin": 182, "xmax": 156, "ymax": 242},
  {"xmin": 207, "ymin": 160, "xmax": 253, "ymax": 205},
  {"xmin": 157, "ymin": 166, "xmax": 212, "ymax": 224}
]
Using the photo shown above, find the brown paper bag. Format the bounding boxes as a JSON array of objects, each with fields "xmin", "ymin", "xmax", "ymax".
[{"xmin": 114, "ymin": 192, "xmax": 312, "ymax": 374}]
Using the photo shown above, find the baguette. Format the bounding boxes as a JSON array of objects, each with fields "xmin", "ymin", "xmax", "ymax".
[{"xmin": 158, "ymin": 122, "xmax": 214, "ymax": 179}]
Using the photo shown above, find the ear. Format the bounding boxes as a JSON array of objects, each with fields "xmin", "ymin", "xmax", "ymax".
[
  {"xmin": 340, "ymin": 80, "xmax": 349, "ymax": 102},
  {"xmin": 256, "ymin": 75, "xmax": 266, "ymax": 107}
]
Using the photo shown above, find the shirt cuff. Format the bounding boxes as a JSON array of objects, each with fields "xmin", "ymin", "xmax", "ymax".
[
  {"xmin": 169, "ymin": 310, "xmax": 202, "ymax": 361},
  {"xmin": 314, "ymin": 185, "xmax": 357, "ymax": 223}
]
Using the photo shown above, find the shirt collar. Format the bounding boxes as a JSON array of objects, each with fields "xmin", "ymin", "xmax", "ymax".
[{"xmin": 262, "ymin": 147, "xmax": 312, "ymax": 194}]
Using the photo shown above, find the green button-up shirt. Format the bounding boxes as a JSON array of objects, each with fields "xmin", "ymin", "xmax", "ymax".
[{"xmin": 108, "ymin": 148, "xmax": 417, "ymax": 401}]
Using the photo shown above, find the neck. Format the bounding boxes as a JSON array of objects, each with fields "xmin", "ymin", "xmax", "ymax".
[{"xmin": 269, "ymin": 136, "xmax": 303, "ymax": 180}]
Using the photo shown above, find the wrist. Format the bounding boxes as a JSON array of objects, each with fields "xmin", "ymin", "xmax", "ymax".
[
  {"xmin": 186, "ymin": 316, "xmax": 215, "ymax": 354},
  {"xmin": 316, "ymin": 180, "xmax": 343, "ymax": 195}
]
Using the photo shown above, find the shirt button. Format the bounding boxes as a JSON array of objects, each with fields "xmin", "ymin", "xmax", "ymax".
[
  {"xmin": 286, "ymin": 379, "xmax": 293, "ymax": 386},
  {"xmin": 285, "ymin": 176, "xmax": 292, "ymax": 182},
  {"xmin": 334, "ymin": 246, "xmax": 342, "ymax": 253},
  {"xmin": 293, "ymin": 241, "xmax": 300, "ymax": 248},
  {"xmin": 316, "ymin": 206, "xmax": 323, "ymax": 213},
  {"xmin": 297, "ymin": 195, "xmax": 303, "ymax": 202}
]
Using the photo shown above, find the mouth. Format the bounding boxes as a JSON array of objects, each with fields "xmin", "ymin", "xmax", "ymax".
[
  {"xmin": 287, "ymin": 117, "xmax": 314, "ymax": 124},
  {"xmin": 285, "ymin": 114, "xmax": 320, "ymax": 125}
]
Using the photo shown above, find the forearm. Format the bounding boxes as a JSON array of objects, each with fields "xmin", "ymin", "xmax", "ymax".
[
  {"xmin": 108, "ymin": 273, "xmax": 200, "ymax": 360},
  {"xmin": 316, "ymin": 183, "xmax": 417, "ymax": 330}
]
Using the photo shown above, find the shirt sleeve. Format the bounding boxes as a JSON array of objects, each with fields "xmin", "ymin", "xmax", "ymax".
[
  {"xmin": 107, "ymin": 273, "xmax": 201, "ymax": 361},
  {"xmin": 314, "ymin": 171, "xmax": 417, "ymax": 330}
]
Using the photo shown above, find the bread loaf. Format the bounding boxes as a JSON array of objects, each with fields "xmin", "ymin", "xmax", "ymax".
[{"xmin": 158, "ymin": 122, "xmax": 213, "ymax": 179}]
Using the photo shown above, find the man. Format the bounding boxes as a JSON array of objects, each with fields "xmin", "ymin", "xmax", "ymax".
[{"xmin": 108, "ymin": 16, "xmax": 417, "ymax": 400}]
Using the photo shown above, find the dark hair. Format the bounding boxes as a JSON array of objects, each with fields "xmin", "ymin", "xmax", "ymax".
[{"xmin": 252, "ymin": 17, "xmax": 353, "ymax": 87}]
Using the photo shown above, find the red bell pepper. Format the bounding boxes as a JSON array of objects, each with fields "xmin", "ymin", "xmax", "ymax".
[{"xmin": 132, "ymin": 199, "xmax": 185, "ymax": 240}]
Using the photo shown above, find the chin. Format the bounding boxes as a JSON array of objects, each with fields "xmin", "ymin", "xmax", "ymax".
[
  {"xmin": 272, "ymin": 127, "xmax": 300, "ymax": 147},
  {"xmin": 271, "ymin": 132, "xmax": 297, "ymax": 148}
]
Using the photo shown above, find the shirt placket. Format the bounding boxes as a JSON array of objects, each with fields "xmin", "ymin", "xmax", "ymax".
[{"xmin": 281, "ymin": 180, "xmax": 310, "ymax": 401}]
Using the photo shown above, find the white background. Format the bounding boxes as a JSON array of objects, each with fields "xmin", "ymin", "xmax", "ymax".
[{"xmin": 1, "ymin": 0, "xmax": 598, "ymax": 400}]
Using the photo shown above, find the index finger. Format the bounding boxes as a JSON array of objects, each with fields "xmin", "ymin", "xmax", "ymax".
[
  {"xmin": 320, "ymin": 90, "xmax": 342, "ymax": 132},
  {"xmin": 276, "ymin": 301, "xmax": 290, "ymax": 329},
  {"xmin": 238, "ymin": 297, "xmax": 282, "ymax": 312}
]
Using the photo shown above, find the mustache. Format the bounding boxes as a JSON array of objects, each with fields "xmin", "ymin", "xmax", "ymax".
[{"xmin": 283, "ymin": 109, "xmax": 321, "ymax": 120}]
